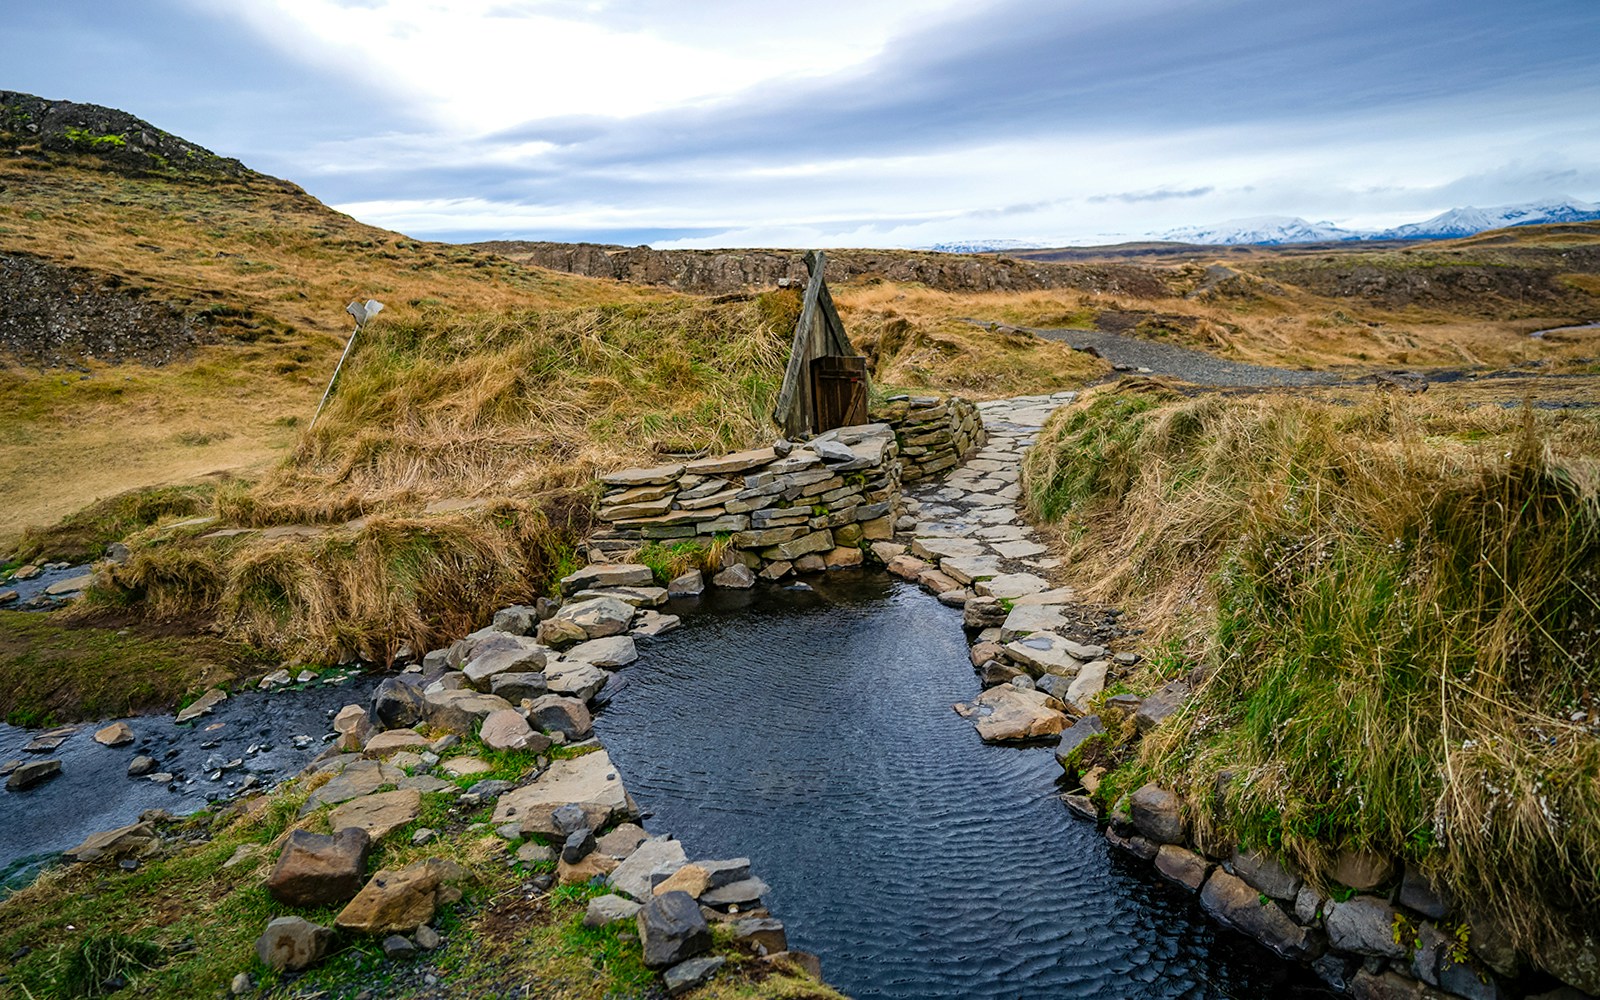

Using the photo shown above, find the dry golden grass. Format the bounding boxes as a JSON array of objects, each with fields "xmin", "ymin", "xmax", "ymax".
[
  {"xmin": 0, "ymin": 159, "xmax": 662, "ymax": 544},
  {"xmin": 1025, "ymin": 383, "xmax": 1600, "ymax": 953}
]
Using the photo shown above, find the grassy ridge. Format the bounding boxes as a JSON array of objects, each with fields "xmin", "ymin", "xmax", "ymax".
[{"xmin": 1023, "ymin": 383, "xmax": 1600, "ymax": 951}]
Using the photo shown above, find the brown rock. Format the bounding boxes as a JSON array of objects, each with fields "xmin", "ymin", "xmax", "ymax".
[
  {"xmin": 558, "ymin": 851, "xmax": 620, "ymax": 885},
  {"xmin": 970, "ymin": 641, "xmax": 1005, "ymax": 669},
  {"xmin": 1154, "ymin": 844, "xmax": 1211, "ymax": 891},
  {"xmin": 328, "ymin": 789, "xmax": 422, "ymax": 842},
  {"xmin": 525, "ymin": 694, "xmax": 593, "ymax": 740},
  {"xmin": 363, "ymin": 729, "xmax": 430, "ymax": 757},
  {"xmin": 733, "ymin": 917, "xmax": 788, "ymax": 956},
  {"xmin": 887, "ymin": 554, "xmax": 930, "ymax": 581},
  {"xmin": 952, "ymin": 685, "xmax": 1068, "ymax": 742},
  {"xmin": 336, "ymin": 862, "xmax": 442, "ymax": 935},
  {"xmin": 479, "ymin": 708, "xmax": 549, "ymax": 752},
  {"xmin": 537, "ymin": 617, "xmax": 589, "ymax": 647},
  {"xmin": 823, "ymin": 546, "xmax": 863, "ymax": 569},
  {"xmin": 93, "ymin": 722, "xmax": 135, "ymax": 747},
  {"xmin": 266, "ymin": 828, "xmax": 372, "ymax": 907},
  {"xmin": 256, "ymin": 916, "xmax": 331, "ymax": 972},
  {"xmin": 1128, "ymin": 783, "xmax": 1187, "ymax": 844},
  {"xmin": 596, "ymin": 823, "xmax": 650, "ymax": 859},
  {"xmin": 653, "ymin": 863, "xmax": 711, "ymax": 899},
  {"xmin": 64, "ymin": 822, "xmax": 159, "ymax": 863},
  {"xmin": 1200, "ymin": 869, "xmax": 1318, "ymax": 960},
  {"xmin": 1330, "ymin": 849, "xmax": 1395, "ymax": 891}
]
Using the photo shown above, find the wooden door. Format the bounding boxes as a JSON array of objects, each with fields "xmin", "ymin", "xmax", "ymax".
[{"xmin": 810, "ymin": 355, "xmax": 869, "ymax": 432}]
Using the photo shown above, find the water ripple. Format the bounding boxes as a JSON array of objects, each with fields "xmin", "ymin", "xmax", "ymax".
[{"xmin": 596, "ymin": 573, "xmax": 1330, "ymax": 1000}]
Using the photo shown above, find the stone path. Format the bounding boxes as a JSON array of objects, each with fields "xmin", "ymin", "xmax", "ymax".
[
  {"xmin": 882, "ymin": 391, "xmax": 1140, "ymax": 743},
  {"xmin": 889, "ymin": 391, "xmax": 1077, "ymax": 602}
]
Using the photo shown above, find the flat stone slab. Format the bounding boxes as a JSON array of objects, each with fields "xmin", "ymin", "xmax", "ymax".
[
  {"xmin": 1004, "ymin": 632, "xmax": 1087, "ymax": 676},
  {"xmin": 991, "ymin": 539, "xmax": 1048, "ymax": 560},
  {"xmin": 975, "ymin": 573, "xmax": 1050, "ymax": 599},
  {"xmin": 939, "ymin": 556, "xmax": 1004, "ymax": 585},
  {"xmin": 1010, "ymin": 586, "xmax": 1077, "ymax": 606},
  {"xmin": 1000, "ymin": 604, "xmax": 1071, "ymax": 641},
  {"xmin": 560, "ymin": 563, "xmax": 655, "ymax": 593},
  {"xmin": 910, "ymin": 537, "xmax": 988, "ymax": 562},
  {"xmin": 491, "ymin": 749, "xmax": 630, "ymax": 835},
  {"xmin": 328, "ymin": 789, "xmax": 422, "ymax": 842},
  {"xmin": 304, "ymin": 760, "xmax": 406, "ymax": 811},
  {"xmin": 564, "ymin": 635, "xmax": 638, "ymax": 668}
]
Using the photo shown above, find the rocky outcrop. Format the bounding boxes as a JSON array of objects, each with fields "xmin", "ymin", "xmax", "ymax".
[{"xmin": 472, "ymin": 240, "xmax": 1172, "ymax": 298}]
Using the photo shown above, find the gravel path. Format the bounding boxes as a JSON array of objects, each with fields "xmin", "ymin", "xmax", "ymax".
[{"xmin": 1027, "ymin": 327, "xmax": 1340, "ymax": 388}]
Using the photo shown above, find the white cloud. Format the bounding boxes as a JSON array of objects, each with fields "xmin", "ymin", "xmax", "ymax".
[{"xmin": 187, "ymin": 0, "xmax": 974, "ymax": 133}]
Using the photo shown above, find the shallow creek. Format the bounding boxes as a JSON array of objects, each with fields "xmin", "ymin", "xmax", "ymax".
[
  {"xmin": 597, "ymin": 572, "xmax": 1330, "ymax": 999},
  {"xmin": 0, "ymin": 673, "xmax": 379, "ymax": 890}
]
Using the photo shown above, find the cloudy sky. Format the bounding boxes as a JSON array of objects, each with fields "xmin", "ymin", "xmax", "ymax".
[{"xmin": 7, "ymin": 0, "xmax": 1600, "ymax": 247}]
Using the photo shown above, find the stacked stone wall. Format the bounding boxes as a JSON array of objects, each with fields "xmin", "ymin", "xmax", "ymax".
[
  {"xmin": 872, "ymin": 395, "xmax": 985, "ymax": 483},
  {"xmin": 587, "ymin": 424, "xmax": 901, "ymax": 580}
]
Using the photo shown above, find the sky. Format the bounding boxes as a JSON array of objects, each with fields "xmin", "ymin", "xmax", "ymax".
[{"xmin": 6, "ymin": 0, "xmax": 1600, "ymax": 248}]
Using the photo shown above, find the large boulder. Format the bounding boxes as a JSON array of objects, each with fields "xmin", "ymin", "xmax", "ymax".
[
  {"xmin": 423, "ymin": 689, "xmax": 515, "ymax": 735},
  {"xmin": 1128, "ymin": 783, "xmax": 1186, "ymax": 844},
  {"xmin": 266, "ymin": 828, "xmax": 372, "ymax": 907},
  {"xmin": 544, "ymin": 661, "xmax": 608, "ymax": 702},
  {"xmin": 491, "ymin": 604, "xmax": 540, "ymax": 635},
  {"xmin": 336, "ymin": 861, "xmax": 442, "ymax": 935},
  {"xmin": 490, "ymin": 671, "xmax": 547, "ymax": 703},
  {"xmin": 462, "ymin": 635, "xmax": 549, "ymax": 690},
  {"xmin": 1231, "ymin": 848, "xmax": 1301, "ymax": 902},
  {"xmin": 479, "ymin": 709, "xmax": 550, "ymax": 752},
  {"xmin": 552, "ymin": 596, "xmax": 636, "ymax": 639},
  {"xmin": 1154, "ymin": 844, "xmax": 1210, "ymax": 891},
  {"xmin": 370, "ymin": 677, "xmax": 429, "ymax": 730},
  {"xmin": 1200, "ymin": 870, "xmax": 1318, "ymax": 960},
  {"xmin": 524, "ymin": 694, "xmax": 593, "ymax": 740},
  {"xmin": 637, "ymin": 891, "xmax": 712, "ymax": 969},
  {"xmin": 256, "ymin": 916, "xmax": 331, "ymax": 972},
  {"xmin": 952, "ymin": 685, "xmax": 1068, "ymax": 743}
]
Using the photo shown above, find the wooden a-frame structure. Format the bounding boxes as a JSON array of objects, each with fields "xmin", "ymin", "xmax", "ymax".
[{"xmin": 772, "ymin": 250, "xmax": 869, "ymax": 438}]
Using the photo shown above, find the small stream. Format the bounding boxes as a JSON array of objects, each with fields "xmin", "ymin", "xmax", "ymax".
[
  {"xmin": 0, "ymin": 672, "xmax": 379, "ymax": 891},
  {"xmin": 598, "ymin": 572, "xmax": 1330, "ymax": 999}
]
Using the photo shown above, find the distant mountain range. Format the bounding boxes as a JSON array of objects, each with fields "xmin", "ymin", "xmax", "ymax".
[
  {"xmin": 924, "ymin": 197, "xmax": 1600, "ymax": 252},
  {"xmin": 922, "ymin": 239, "xmax": 1047, "ymax": 254},
  {"xmin": 1160, "ymin": 197, "xmax": 1600, "ymax": 245}
]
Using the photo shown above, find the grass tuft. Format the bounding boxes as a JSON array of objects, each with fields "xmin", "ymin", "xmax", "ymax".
[{"xmin": 1024, "ymin": 383, "xmax": 1600, "ymax": 952}]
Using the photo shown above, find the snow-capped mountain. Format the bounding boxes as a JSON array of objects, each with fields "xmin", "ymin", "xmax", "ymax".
[
  {"xmin": 922, "ymin": 239, "xmax": 1045, "ymax": 254},
  {"xmin": 1159, "ymin": 216, "xmax": 1364, "ymax": 245},
  {"xmin": 1157, "ymin": 198, "xmax": 1600, "ymax": 246},
  {"xmin": 1375, "ymin": 197, "xmax": 1600, "ymax": 240}
]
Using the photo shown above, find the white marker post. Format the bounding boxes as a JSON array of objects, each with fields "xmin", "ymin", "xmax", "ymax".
[{"xmin": 310, "ymin": 299, "xmax": 383, "ymax": 431}]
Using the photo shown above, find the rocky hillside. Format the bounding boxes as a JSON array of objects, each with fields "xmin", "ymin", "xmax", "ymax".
[
  {"xmin": 0, "ymin": 90, "xmax": 266, "ymax": 183},
  {"xmin": 473, "ymin": 240, "xmax": 1174, "ymax": 297}
]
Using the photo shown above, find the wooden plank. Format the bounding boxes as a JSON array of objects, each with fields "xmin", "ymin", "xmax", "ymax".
[{"xmin": 772, "ymin": 251, "xmax": 828, "ymax": 437}]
